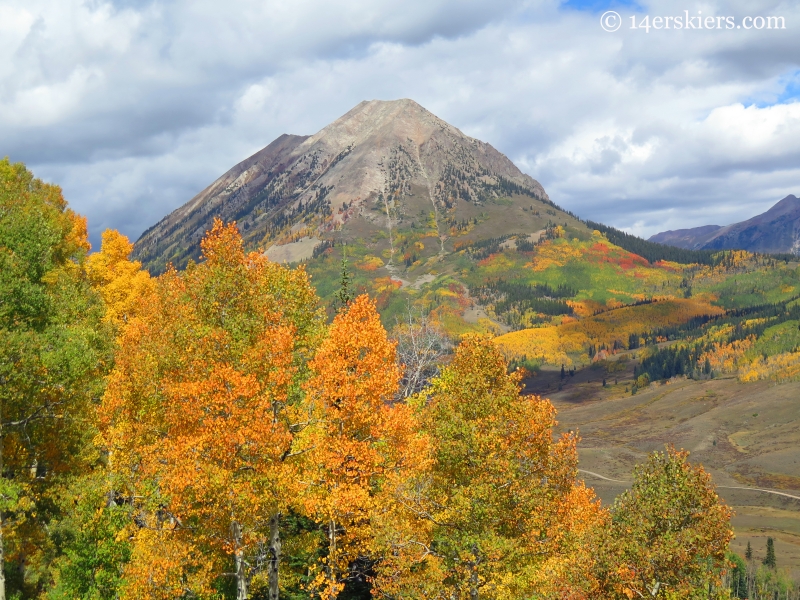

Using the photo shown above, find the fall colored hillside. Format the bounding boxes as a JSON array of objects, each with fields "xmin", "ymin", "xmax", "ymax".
[
  {"xmin": 0, "ymin": 157, "xmax": 744, "ymax": 600},
  {"xmin": 494, "ymin": 297, "xmax": 725, "ymax": 367}
]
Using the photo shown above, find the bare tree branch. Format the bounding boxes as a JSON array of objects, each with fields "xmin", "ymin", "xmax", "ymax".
[{"xmin": 391, "ymin": 305, "xmax": 452, "ymax": 400}]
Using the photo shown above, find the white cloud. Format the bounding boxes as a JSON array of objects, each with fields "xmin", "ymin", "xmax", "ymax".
[
  {"xmin": 1, "ymin": 0, "xmax": 798, "ymax": 247},
  {"xmin": 701, "ymin": 102, "xmax": 800, "ymax": 157}
]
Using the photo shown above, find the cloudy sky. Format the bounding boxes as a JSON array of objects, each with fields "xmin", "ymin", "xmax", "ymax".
[{"xmin": 2, "ymin": 0, "xmax": 799, "ymax": 249}]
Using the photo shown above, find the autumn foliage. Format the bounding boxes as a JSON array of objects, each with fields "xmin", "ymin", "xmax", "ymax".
[
  {"xmin": 595, "ymin": 447, "xmax": 733, "ymax": 599},
  {"xmin": 494, "ymin": 298, "xmax": 723, "ymax": 366},
  {"xmin": 0, "ymin": 183, "xmax": 739, "ymax": 600},
  {"xmin": 86, "ymin": 229, "xmax": 154, "ymax": 327},
  {"xmin": 100, "ymin": 219, "xmax": 325, "ymax": 598},
  {"xmin": 300, "ymin": 294, "xmax": 426, "ymax": 598},
  {"xmin": 8, "ymin": 142, "xmax": 790, "ymax": 600},
  {"xmin": 91, "ymin": 221, "xmax": 737, "ymax": 600},
  {"xmin": 404, "ymin": 336, "xmax": 606, "ymax": 599},
  {"xmin": 0, "ymin": 158, "xmax": 113, "ymax": 599}
]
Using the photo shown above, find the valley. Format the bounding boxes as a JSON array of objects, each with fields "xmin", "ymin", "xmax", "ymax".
[{"xmin": 524, "ymin": 356, "xmax": 800, "ymax": 573}]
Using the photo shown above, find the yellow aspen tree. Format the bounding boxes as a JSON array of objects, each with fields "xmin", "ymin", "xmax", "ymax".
[
  {"xmin": 397, "ymin": 336, "xmax": 605, "ymax": 599},
  {"xmin": 595, "ymin": 446, "xmax": 733, "ymax": 599},
  {"xmin": 86, "ymin": 229, "xmax": 154, "ymax": 328},
  {"xmin": 100, "ymin": 219, "xmax": 324, "ymax": 599}
]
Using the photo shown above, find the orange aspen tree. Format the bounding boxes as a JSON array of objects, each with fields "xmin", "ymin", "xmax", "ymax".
[
  {"xmin": 397, "ymin": 336, "xmax": 605, "ymax": 599},
  {"xmin": 100, "ymin": 220, "xmax": 324, "ymax": 599},
  {"xmin": 301, "ymin": 294, "xmax": 427, "ymax": 599}
]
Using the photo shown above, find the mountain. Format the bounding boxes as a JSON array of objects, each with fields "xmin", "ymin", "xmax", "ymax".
[
  {"xmin": 649, "ymin": 195, "xmax": 800, "ymax": 254},
  {"xmin": 647, "ymin": 225, "xmax": 722, "ymax": 250},
  {"xmin": 133, "ymin": 99, "xmax": 555, "ymax": 273}
]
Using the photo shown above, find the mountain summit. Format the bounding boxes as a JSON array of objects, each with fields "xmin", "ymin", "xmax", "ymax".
[{"xmin": 134, "ymin": 99, "xmax": 550, "ymax": 272}]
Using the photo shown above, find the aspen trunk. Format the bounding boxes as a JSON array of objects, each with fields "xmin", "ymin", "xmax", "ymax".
[
  {"xmin": 327, "ymin": 519, "xmax": 337, "ymax": 594},
  {"xmin": 469, "ymin": 545, "xmax": 479, "ymax": 600},
  {"xmin": 0, "ymin": 520, "xmax": 5, "ymax": 600},
  {"xmin": 232, "ymin": 521, "xmax": 248, "ymax": 600},
  {"xmin": 268, "ymin": 512, "xmax": 281, "ymax": 600},
  {"xmin": 469, "ymin": 568, "xmax": 479, "ymax": 600}
]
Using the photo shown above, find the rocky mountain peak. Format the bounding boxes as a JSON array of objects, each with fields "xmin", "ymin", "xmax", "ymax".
[
  {"xmin": 133, "ymin": 99, "xmax": 549, "ymax": 273},
  {"xmin": 763, "ymin": 194, "xmax": 800, "ymax": 218},
  {"xmin": 309, "ymin": 99, "xmax": 442, "ymax": 146}
]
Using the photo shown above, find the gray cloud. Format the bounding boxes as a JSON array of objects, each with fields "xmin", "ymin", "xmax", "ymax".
[{"xmin": 1, "ymin": 0, "xmax": 799, "ymax": 249}]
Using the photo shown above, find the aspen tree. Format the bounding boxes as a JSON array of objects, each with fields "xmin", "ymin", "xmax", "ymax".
[
  {"xmin": 302, "ymin": 295, "xmax": 425, "ymax": 599},
  {"xmin": 394, "ymin": 336, "xmax": 605, "ymax": 599},
  {"xmin": 101, "ymin": 220, "xmax": 324, "ymax": 599},
  {"xmin": 0, "ymin": 159, "xmax": 111, "ymax": 599}
]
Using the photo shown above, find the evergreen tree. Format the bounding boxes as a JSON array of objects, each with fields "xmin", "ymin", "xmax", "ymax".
[
  {"xmin": 745, "ymin": 541, "xmax": 752, "ymax": 561},
  {"xmin": 763, "ymin": 537, "xmax": 776, "ymax": 568},
  {"xmin": 584, "ymin": 220, "xmax": 724, "ymax": 266},
  {"xmin": 628, "ymin": 333, "xmax": 639, "ymax": 350},
  {"xmin": 335, "ymin": 250, "xmax": 353, "ymax": 311}
]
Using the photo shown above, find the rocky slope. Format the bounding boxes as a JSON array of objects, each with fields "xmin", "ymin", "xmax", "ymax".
[
  {"xmin": 650, "ymin": 195, "xmax": 800, "ymax": 254},
  {"xmin": 133, "ymin": 99, "xmax": 550, "ymax": 273}
]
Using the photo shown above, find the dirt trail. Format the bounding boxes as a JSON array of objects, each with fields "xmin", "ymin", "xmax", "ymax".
[{"xmin": 578, "ymin": 470, "xmax": 800, "ymax": 501}]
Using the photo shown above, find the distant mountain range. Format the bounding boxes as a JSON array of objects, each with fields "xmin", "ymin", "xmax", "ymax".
[
  {"xmin": 650, "ymin": 195, "xmax": 800, "ymax": 255},
  {"xmin": 132, "ymin": 99, "xmax": 553, "ymax": 273}
]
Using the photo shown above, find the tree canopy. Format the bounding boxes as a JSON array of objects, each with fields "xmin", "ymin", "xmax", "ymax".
[{"xmin": 0, "ymin": 158, "xmax": 113, "ymax": 599}]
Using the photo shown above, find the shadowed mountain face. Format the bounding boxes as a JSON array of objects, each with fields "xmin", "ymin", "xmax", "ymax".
[
  {"xmin": 650, "ymin": 195, "xmax": 800, "ymax": 254},
  {"xmin": 133, "ymin": 99, "xmax": 549, "ymax": 273},
  {"xmin": 648, "ymin": 225, "xmax": 722, "ymax": 250}
]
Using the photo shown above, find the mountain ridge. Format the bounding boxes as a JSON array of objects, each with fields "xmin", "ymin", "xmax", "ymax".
[{"xmin": 650, "ymin": 194, "xmax": 800, "ymax": 254}]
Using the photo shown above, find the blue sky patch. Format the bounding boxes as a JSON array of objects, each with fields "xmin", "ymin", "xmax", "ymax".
[
  {"xmin": 746, "ymin": 70, "xmax": 800, "ymax": 108},
  {"xmin": 775, "ymin": 71, "xmax": 800, "ymax": 104},
  {"xmin": 560, "ymin": 0, "xmax": 643, "ymax": 13}
]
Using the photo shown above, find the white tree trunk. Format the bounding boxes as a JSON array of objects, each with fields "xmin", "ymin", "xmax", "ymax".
[
  {"xmin": 268, "ymin": 512, "xmax": 281, "ymax": 600},
  {"xmin": 232, "ymin": 521, "xmax": 248, "ymax": 600},
  {"xmin": 327, "ymin": 519, "xmax": 337, "ymax": 593},
  {"xmin": 469, "ymin": 545, "xmax": 479, "ymax": 600}
]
